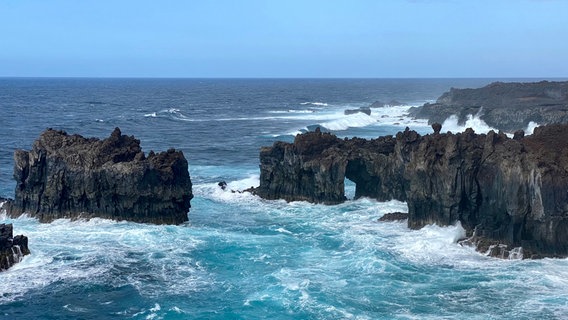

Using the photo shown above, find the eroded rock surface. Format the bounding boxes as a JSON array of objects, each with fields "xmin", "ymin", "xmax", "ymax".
[
  {"xmin": 5, "ymin": 128, "xmax": 193, "ymax": 224},
  {"xmin": 410, "ymin": 81, "xmax": 568, "ymax": 131},
  {"xmin": 254, "ymin": 124, "xmax": 568, "ymax": 258},
  {"xmin": 0, "ymin": 223, "xmax": 30, "ymax": 271}
]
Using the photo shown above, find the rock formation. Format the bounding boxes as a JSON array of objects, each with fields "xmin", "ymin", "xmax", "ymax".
[
  {"xmin": 253, "ymin": 124, "xmax": 568, "ymax": 258},
  {"xmin": 369, "ymin": 100, "xmax": 403, "ymax": 108},
  {"xmin": 378, "ymin": 212, "xmax": 408, "ymax": 222},
  {"xmin": 410, "ymin": 81, "xmax": 568, "ymax": 131},
  {"xmin": 4, "ymin": 128, "xmax": 193, "ymax": 224},
  {"xmin": 0, "ymin": 223, "xmax": 30, "ymax": 271},
  {"xmin": 344, "ymin": 106, "xmax": 371, "ymax": 116}
]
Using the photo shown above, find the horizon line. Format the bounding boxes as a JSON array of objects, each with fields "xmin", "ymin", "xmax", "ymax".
[{"xmin": 1, "ymin": 76, "xmax": 567, "ymax": 80}]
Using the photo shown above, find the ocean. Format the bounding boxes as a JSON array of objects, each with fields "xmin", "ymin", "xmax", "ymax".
[{"xmin": 1, "ymin": 78, "xmax": 567, "ymax": 319}]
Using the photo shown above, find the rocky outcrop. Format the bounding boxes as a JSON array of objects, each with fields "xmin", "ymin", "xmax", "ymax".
[
  {"xmin": 370, "ymin": 100, "xmax": 403, "ymax": 108},
  {"xmin": 255, "ymin": 127, "xmax": 406, "ymax": 204},
  {"xmin": 0, "ymin": 223, "xmax": 30, "ymax": 271},
  {"xmin": 5, "ymin": 128, "xmax": 193, "ymax": 224},
  {"xmin": 378, "ymin": 212, "xmax": 408, "ymax": 222},
  {"xmin": 410, "ymin": 81, "xmax": 568, "ymax": 132},
  {"xmin": 253, "ymin": 124, "xmax": 568, "ymax": 258},
  {"xmin": 344, "ymin": 107, "xmax": 371, "ymax": 116}
]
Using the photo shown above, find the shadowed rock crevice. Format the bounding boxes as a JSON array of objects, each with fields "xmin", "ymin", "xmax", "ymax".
[
  {"xmin": 4, "ymin": 128, "xmax": 193, "ymax": 224},
  {"xmin": 253, "ymin": 124, "xmax": 568, "ymax": 258}
]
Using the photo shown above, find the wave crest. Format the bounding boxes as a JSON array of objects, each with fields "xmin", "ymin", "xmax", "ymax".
[{"xmin": 300, "ymin": 102, "xmax": 328, "ymax": 107}]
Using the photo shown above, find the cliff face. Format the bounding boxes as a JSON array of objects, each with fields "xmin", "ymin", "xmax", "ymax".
[
  {"xmin": 410, "ymin": 81, "xmax": 568, "ymax": 131},
  {"xmin": 6, "ymin": 128, "xmax": 193, "ymax": 224},
  {"xmin": 254, "ymin": 124, "xmax": 568, "ymax": 258},
  {"xmin": 0, "ymin": 223, "xmax": 30, "ymax": 271}
]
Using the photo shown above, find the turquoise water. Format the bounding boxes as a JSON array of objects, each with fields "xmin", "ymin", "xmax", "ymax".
[{"xmin": 1, "ymin": 78, "xmax": 567, "ymax": 319}]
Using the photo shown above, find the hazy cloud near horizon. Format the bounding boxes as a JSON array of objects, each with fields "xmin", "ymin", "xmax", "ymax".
[{"xmin": 1, "ymin": 0, "xmax": 566, "ymax": 78}]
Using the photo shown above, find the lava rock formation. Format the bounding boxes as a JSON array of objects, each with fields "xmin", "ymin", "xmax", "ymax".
[
  {"xmin": 4, "ymin": 128, "xmax": 193, "ymax": 224},
  {"xmin": 253, "ymin": 124, "xmax": 568, "ymax": 258},
  {"xmin": 410, "ymin": 81, "xmax": 568, "ymax": 131}
]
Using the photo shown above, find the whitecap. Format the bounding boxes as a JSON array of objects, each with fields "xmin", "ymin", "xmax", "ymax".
[
  {"xmin": 143, "ymin": 108, "xmax": 193, "ymax": 121},
  {"xmin": 300, "ymin": 102, "xmax": 328, "ymax": 106},
  {"xmin": 275, "ymin": 227, "xmax": 294, "ymax": 235},
  {"xmin": 319, "ymin": 112, "xmax": 377, "ymax": 131},
  {"xmin": 269, "ymin": 109, "xmax": 315, "ymax": 114}
]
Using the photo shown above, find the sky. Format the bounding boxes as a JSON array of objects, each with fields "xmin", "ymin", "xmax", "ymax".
[{"xmin": 1, "ymin": 0, "xmax": 567, "ymax": 78}]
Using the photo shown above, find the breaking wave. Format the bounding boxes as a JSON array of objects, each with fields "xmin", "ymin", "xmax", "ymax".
[
  {"xmin": 300, "ymin": 102, "xmax": 329, "ymax": 107},
  {"xmin": 144, "ymin": 108, "xmax": 192, "ymax": 121},
  {"xmin": 441, "ymin": 114, "xmax": 541, "ymax": 136}
]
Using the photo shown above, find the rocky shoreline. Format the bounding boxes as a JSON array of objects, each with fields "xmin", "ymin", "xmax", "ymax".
[
  {"xmin": 2, "ymin": 81, "xmax": 568, "ymax": 262},
  {"xmin": 409, "ymin": 81, "xmax": 568, "ymax": 132},
  {"xmin": 252, "ymin": 123, "xmax": 568, "ymax": 259},
  {"xmin": 2, "ymin": 128, "xmax": 193, "ymax": 225}
]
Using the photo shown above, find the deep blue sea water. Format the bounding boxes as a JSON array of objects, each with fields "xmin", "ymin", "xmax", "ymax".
[{"xmin": 1, "ymin": 78, "xmax": 567, "ymax": 319}]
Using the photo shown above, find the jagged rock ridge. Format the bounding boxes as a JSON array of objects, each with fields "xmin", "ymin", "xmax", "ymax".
[
  {"xmin": 410, "ymin": 81, "xmax": 568, "ymax": 131},
  {"xmin": 0, "ymin": 223, "xmax": 30, "ymax": 271},
  {"xmin": 4, "ymin": 128, "xmax": 193, "ymax": 224},
  {"xmin": 253, "ymin": 124, "xmax": 568, "ymax": 258}
]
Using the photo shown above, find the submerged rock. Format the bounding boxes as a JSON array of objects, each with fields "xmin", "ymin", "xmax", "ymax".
[
  {"xmin": 0, "ymin": 223, "xmax": 30, "ymax": 271},
  {"xmin": 253, "ymin": 123, "xmax": 568, "ymax": 258},
  {"xmin": 6, "ymin": 128, "xmax": 193, "ymax": 224},
  {"xmin": 344, "ymin": 107, "xmax": 371, "ymax": 116},
  {"xmin": 409, "ymin": 81, "xmax": 568, "ymax": 131}
]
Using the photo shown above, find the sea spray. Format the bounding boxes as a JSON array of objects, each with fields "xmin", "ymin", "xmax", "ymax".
[{"xmin": 2, "ymin": 78, "xmax": 567, "ymax": 319}]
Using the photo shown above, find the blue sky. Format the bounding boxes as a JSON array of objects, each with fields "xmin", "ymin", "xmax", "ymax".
[{"xmin": 1, "ymin": 0, "xmax": 567, "ymax": 78}]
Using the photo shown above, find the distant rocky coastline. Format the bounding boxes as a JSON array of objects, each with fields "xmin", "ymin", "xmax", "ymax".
[
  {"xmin": 2, "ymin": 128, "xmax": 193, "ymax": 224},
  {"xmin": 409, "ymin": 81, "xmax": 568, "ymax": 132},
  {"xmin": 0, "ymin": 223, "xmax": 30, "ymax": 271},
  {"xmin": 252, "ymin": 124, "xmax": 568, "ymax": 259}
]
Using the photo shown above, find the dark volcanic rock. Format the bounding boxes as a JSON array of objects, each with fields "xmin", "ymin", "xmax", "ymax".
[
  {"xmin": 378, "ymin": 212, "xmax": 408, "ymax": 222},
  {"xmin": 254, "ymin": 127, "xmax": 406, "ymax": 204},
  {"xmin": 254, "ymin": 123, "xmax": 568, "ymax": 258},
  {"xmin": 370, "ymin": 100, "xmax": 403, "ymax": 108},
  {"xmin": 410, "ymin": 81, "xmax": 568, "ymax": 132},
  {"xmin": 0, "ymin": 223, "xmax": 30, "ymax": 271},
  {"xmin": 6, "ymin": 128, "xmax": 193, "ymax": 224},
  {"xmin": 344, "ymin": 107, "xmax": 371, "ymax": 116},
  {"xmin": 432, "ymin": 123, "xmax": 442, "ymax": 134}
]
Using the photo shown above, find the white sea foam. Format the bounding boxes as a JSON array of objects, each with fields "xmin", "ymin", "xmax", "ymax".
[
  {"xmin": 525, "ymin": 121, "xmax": 539, "ymax": 135},
  {"xmin": 300, "ymin": 102, "xmax": 329, "ymax": 106},
  {"xmin": 0, "ymin": 217, "xmax": 209, "ymax": 304},
  {"xmin": 144, "ymin": 108, "xmax": 193, "ymax": 121},
  {"xmin": 275, "ymin": 227, "xmax": 294, "ymax": 235},
  {"xmin": 441, "ymin": 113, "xmax": 541, "ymax": 137},
  {"xmin": 389, "ymin": 221, "xmax": 479, "ymax": 266},
  {"xmin": 291, "ymin": 104, "xmax": 430, "ymax": 133},
  {"xmin": 441, "ymin": 114, "xmax": 498, "ymax": 135},
  {"xmin": 192, "ymin": 174, "xmax": 261, "ymax": 205},
  {"xmin": 269, "ymin": 109, "xmax": 316, "ymax": 114},
  {"xmin": 319, "ymin": 112, "xmax": 378, "ymax": 131}
]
